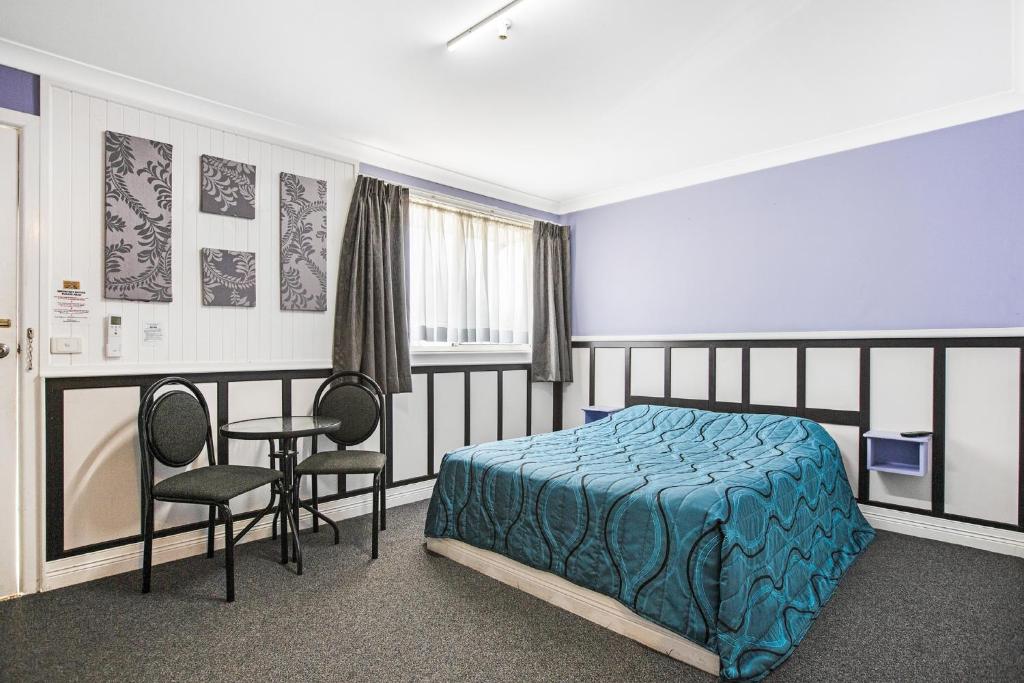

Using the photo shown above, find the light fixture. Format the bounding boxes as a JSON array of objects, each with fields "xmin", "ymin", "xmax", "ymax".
[{"xmin": 447, "ymin": 0, "xmax": 527, "ymax": 52}]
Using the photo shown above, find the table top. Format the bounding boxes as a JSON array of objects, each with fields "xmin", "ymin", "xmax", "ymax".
[{"xmin": 220, "ymin": 415, "xmax": 341, "ymax": 440}]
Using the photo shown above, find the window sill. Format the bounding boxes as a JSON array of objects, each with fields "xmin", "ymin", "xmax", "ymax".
[{"xmin": 410, "ymin": 344, "xmax": 532, "ymax": 367}]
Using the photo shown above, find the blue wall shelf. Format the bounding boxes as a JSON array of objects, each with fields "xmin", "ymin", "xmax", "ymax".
[
  {"xmin": 582, "ymin": 406, "xmax": 623, "ymax": 424},
  {"xmin": 864, "ymin": 430, "xmax": 931, "ymax": 476}
]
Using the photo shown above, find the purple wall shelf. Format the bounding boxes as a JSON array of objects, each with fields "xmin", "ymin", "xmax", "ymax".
[
  {"xmin": 582, "ymin": 406, "xmax": 623, "ymax": 424},
  {"xmin": 864, "ymin": 430, "xmax": 931, "ymax": 476}
]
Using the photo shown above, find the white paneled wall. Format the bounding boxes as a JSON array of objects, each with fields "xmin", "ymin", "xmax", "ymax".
[
  {"xmin": 715, "ymin": 347, "xmax": 743, "ymax": 403},
  {"xmin": 870, "ymin": 348, "xmax": 933, "ymax": 509},
  {"xmin": 563, "ymin": 339, "xmax": 1022, "ymax": 533},
  {"xmin": 45, "ymin": 84, "xmax": 356, "ymax": 374},
  {"xmin": 749, "ymin": 348, "xmax": 797, "ymax": 407},
  {"xmin": 945, "ymin": 348, "xmax": 1020, "ymax": 525}
]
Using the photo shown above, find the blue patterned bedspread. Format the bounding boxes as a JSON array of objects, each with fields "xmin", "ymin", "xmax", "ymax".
[{"xmin": 425, "ymin": 405, "xmax": 874, "ymax": 680}]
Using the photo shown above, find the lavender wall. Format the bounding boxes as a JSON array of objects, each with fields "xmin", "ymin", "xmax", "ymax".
[
  {"xmin": 566, "ymin": 111, "xmax": 1024, "ymax": 336},
  {"xmin": 0, "ymin": 64, "xmax": 40, "ymax": 115},
  {"xmin": 360, "ymin": 164, "xmax": 559, "ymax": 223}
]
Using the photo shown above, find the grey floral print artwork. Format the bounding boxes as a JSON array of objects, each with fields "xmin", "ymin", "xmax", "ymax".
[
  {"xmin": 104, "ymin": 131, "xmax": 173, "ymax": 302},
  {"xmin": 200, "ymin": 248, "xmax": 256, "ymax": 307},
  {"xmin": 279, "ymin": 172, "xmax": 327, "ymax": 311},
  {"xmin": 200, "ymin": 154, "xmax": 256, "ymax": 219}
]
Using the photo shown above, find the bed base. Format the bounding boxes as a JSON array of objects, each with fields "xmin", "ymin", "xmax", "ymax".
[{"xmin": 424, "ymin": 538, "xmax": 720, "ymax": 676}]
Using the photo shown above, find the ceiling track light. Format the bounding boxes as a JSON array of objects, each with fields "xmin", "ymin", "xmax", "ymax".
[{"xmin": 447, "ymin": 0, "xmax": 527, "ymax": 52}]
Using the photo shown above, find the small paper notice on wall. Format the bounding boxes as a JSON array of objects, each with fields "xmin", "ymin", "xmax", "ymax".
[
  {"xmin": 142, "ymin": 321, "xmax": 164, "ymax": 345},
  {"xmin": 53, "ymin": 283, "xmax": 90, "ymax": 324}
]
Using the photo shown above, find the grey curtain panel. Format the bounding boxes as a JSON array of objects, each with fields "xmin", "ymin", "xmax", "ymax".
[
  {"xmin": 531, "ymin": 221, "xmax": 573, "ymax": 382},
  {"xmin": 333, "ymin": 175, "xmax": 413, "ymax": 394}
]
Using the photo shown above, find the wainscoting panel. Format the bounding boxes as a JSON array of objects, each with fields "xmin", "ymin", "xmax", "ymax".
[
  {"xmin": 805, "ymin": 348, "xmax": 860, "ymax": 411},
  {"xmin": 392, "ymin": 374, "xmax": 429, "ymax": 482},
  {"xmin": 62, "ymin": 386, "xmax": 140, "ymax": 549},
  {"xmin": 469, "ymin": 371, "xmax": 499, "ymax": 445},
  {"xmin": 821, "ymin": 423, "xmax": 861, "ymax": 494},
  {"xmin": 869, "ymin": 348, "xmax": 933, "ymax": 510},
  {"xmin": 715, "ymin": 347, "xmax": 743, "ymax": 403},
  {"xmin": 531, "ymin": 381, "xmax": 554, "ymax": 434},
  {"xmin": 502, "ymin": 370, "xmax": 529, "ymax": 439},
  {"xmin": 433, "ymin": 372, "xmax": 466, "ymax": 463},
  {"xmin": 227, "ymin": 380, "xmax": 283, "ymax": 514},
  {"xmin": 630, "ymin": 348, "xmax": 665, "ymax": 398},
  {"xmin": 670, "ymin": 347, "xmax": 709, "ymax": 401},
  {"xmin": 594, "ymin": 348, "xmax": 626, "ymax": 407},
  {"xmin": 944, "ymin": 348, "xmax": 1020, "ymax": 525},
  {"xmin": 749, "ymin": 348, "xmax": 797, "ymax": 407},
  {"xmin": 562, "ymin": 348, "xmax": 591, "ymax": 428},
  {"xmin": 568, "ymin": 334, "xmax": 1024, "ymax": 536}
]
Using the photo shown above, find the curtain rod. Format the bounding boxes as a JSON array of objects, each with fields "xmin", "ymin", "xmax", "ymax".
[{"xmin": 409, "ymin": 188, "xmax": 534, "ymax": 228}]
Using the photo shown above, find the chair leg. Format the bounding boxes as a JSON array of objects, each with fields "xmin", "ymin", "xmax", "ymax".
[
  {"xmin": 142, "ymin": 498, "xmax": 154, "ymax": 594},
  {"xmin": 380, "ymin": 464, "xmax": 387, "ymax": 531},
  {"xmin": 206, "ymin": 505, "xmax": 216, "ymax": 558},
  {"xmin": 371, "ymin": 473, "xmax": 379, "ymax": 560},
  {"xmin": 221, "ymin": 505, "xmax": 235, "ymax": 603},
  {"xmin": 311, "ymin": 476, "xmax": 319, "ymax": 533}
]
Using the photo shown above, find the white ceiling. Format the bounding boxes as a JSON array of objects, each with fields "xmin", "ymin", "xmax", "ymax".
[{"xmin": 0, "ymin": 1, "xmax": 1019, "ymax": 213}]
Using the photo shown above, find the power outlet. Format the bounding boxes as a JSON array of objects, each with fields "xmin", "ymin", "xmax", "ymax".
[{"xmin": 50, "ymin": 336, "xmax": 83, "ymax": 354}]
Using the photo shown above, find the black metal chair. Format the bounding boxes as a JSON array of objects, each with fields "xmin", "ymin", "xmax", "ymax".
[
  {"xmin": 138, "ymin": 377, "xmax": 284, "ymax": 602},
  {"xmin": 295, "ymin": 370, "xmax": 387, "ymax": 559}
]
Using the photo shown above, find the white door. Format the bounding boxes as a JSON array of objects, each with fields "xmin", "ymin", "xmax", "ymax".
[{"xmin": 0, "ymin": 125, "xmax": 19, "ymax": 598}]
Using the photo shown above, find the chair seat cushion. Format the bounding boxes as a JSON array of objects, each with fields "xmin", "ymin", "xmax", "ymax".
[
  {"xmin": 296, "ymin": 450, "xmax": 386, "ymax": 475},
  {"xmin": 152, "ymin": 465, "xmax": 282, "ymax": 504}
]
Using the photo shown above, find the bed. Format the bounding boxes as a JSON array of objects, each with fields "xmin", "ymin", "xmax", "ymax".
[{"xmin": 424, "ymin": 404, "xmax": 875, "ymax": 681}]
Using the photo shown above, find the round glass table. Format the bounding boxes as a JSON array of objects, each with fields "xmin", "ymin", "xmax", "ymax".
[{"xmin": 220, "ymin": 415, "xmax": 341, "ymax": 574}]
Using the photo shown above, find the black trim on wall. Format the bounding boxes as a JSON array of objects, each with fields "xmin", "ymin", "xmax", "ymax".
[
  {"xmin": 572, "ymin": 337, "xmax": 1024, "ymax": 535},
  {"xmin": 44, "ymin": 362, "xmax": 536, "ymax": 562}
]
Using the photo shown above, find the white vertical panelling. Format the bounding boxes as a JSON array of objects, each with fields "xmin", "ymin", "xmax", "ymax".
[
  {"xmin": 716, "ymin": 347, "xmax": 743, "ymax": 403},
  {"xmin": 944, "ymin": 348, "xmax": 1020, "ymax": 525},
  {"xmin": 820, "ymin": 423, "xmax": 861, "ymax": 495},
  {"xmin": 562, "ymin": 348, "xmax": 590, "ymax": 428},
  {"xmin": 869, "ymin": 347, "xmax": 933, "ymax": 509},
  {"xmin": 531, "ymin": 381, "xmax": 554, "ymax": 434},
  {"xmin": 44, "ymin": 83, "xmax": 355, "ymax": 374},
  {"xmin": 63, "ymin": 386, "xmax": 140, "ymax": 548},
  {"xmin": 227, "ymin": 380, "xmax": 282, "ymax": 513},
  {"xmin": 392, "ymin": 374, "xmax": 429, "ymax": 481},
  {"xmin": 470, "ymin": 371, "xmax": 499, "ymax": 445},
  {"xmin": 749, "ymin": 348, "xmax": 797, "ymax": 407},
  {"xmin": 594, "ymin": 348, "xmax": 626, "ymax": 407},
  {"xmin": 630, "ymin": 348, "xmax": 665, "ymax": 398},
  {"xmin": 502, "ymin": 370, "xmax": 528, "ymax": 439},
  {"xmin": 670, "ymin": 347, "xmax": 709, "ymax": 401},
  {"xmin": 805, "ymin": 348, "xmax": 860, "ymax": 411},
  {"xmin": 434, "ymin": 372, "xmax": 466, "ymax": 460}
]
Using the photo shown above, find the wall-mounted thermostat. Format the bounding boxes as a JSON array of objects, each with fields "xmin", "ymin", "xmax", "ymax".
[{"xmin": 105, "ymin": 315, "xmax": 122, "ymax": 358}]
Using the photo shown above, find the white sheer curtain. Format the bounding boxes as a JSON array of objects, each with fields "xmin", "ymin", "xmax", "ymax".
[{"xmin": 409, "ymin": 198, "xmax": 532, "ymax": 344}]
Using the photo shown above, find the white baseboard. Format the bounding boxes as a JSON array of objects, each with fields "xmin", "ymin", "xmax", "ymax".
[
  {"xmin": 859, "ymin": 504, "xmax": 1024, "ymax": 558},
  {"xmin": 41, "ymin": 479, "xmax": 436, "ymax": 591}
]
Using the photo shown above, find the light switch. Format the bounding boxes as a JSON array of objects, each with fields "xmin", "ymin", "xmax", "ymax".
[{"xmin": 50, "ymin": 336, "xmax": 83, "ymax": 354}]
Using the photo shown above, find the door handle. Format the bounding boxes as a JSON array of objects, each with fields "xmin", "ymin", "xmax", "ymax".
[{"xmin": 0, "ymin": 343, "xmax": 9, "ymax": 359}]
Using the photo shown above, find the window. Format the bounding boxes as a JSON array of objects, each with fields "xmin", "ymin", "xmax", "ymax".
[{"xmin": 409, "ymin": 196, "xmax": 532, "ymax": 348}]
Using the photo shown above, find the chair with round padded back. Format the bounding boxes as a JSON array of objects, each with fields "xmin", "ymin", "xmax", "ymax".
[
  {"xmin": 296, "ymin": 370, "xmax": 387, "ymax": 559},
  {"xmin": 139, "ymin": 377, "xmax": 283, "ymax": 602}
]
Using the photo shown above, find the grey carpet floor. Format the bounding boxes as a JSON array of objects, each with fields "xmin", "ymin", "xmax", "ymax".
[{"xmin": 1, "ymin": 500, "xmax": 1022, "ymax": 682}]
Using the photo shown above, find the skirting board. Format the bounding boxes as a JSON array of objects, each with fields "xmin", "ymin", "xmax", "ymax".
[
  {"xmin": 41, "ymin": 479, "xmax": 437, "ymax": 592},
  {"xmin": 859, "ymin": 504, "xmax": 1024, "ymax": 558},
  {"xmin": 424, "ymin": 537, "xmax": 720, "ymax": 676}
]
